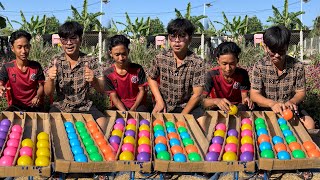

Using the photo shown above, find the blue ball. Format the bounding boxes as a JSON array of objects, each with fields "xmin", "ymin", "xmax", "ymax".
[
  {"xmin": 169, "ymin": 138, "xmax": 181, "ymax": 146},
  {"xmin": 257, "ymin": 128, "xmax": 268, "ymax": 136},
  {"xmin": 64, "ymin": 122, "xmax": 73, "ymax": 128},
  {"xmin": 167, "ymin": 127, "xmax": 177, "ymax": 133},
  {"xmin": 173, "ymin": 153, "xmax": 187, "ymax": 162},
  {"xmin": 66, "ymin": 126, "xmax": 76, "ymax": 134},
  {"xmin": 154, "ymin": 130, "xmax": 165, "ymax": 138},
  {"xmin": 72, "ymin": 145, "xmax": 84, "ymax": 155},
  {"xmin": 277, "ymin": 118, "xmax": 287, "ymax": 126},
  {"xmin": 259, "ymin": 142, "xmax": 272, "ymax": 151},
  {"xmin": 272, "ymin": 136, "xmax": 284, "ymax": 145},
  {"xmin": 180, "ymin": 132, "xmax": 191, "ymax": 139},
  {"xmin": 282, "ymin": 129, "xmax": 293, "ymax": 137},
  {"xmin": 74, "ymin": 153, "xmax": 88, "ymax": 162},
  {"xmin": 68, "ymin": 132, "xmax": 78, "ymax": 140},
  {"xmin": 70, "ymin": 139, "xmax": 81, "ymax": 147},
  {"xmin": 277, "ymin": 151, "xmax": 291, "ymax": 160},
  {"xmin": 155, "ymin": 143, "xmax": 167, "ymax": 154}
]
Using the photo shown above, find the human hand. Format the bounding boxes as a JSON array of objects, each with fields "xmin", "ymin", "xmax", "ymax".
[
  {"xmin": 152, "ymin": 100, "xmax": 166, "ymax": 113},
  {"xmin": 0, "ymin": 85, "xmax": 10, "ymax": 97},
  {"xmin": 84, "ymin": 62, "xmax": 95, "ymax": 82},
  {"xmin": 285, "ymin": 100, "xmax": 298, "ymax": 112},
  {"xmin": 48, "ymin": 59, "xmax": 57, "ymax": 80},
  {"xmin": 215, "ymin": 98, "xmax": 232, "ymax": 112},
  {"xmin": 31, "ymin": 96, "xmax": 40, "ymax": 107},
  {"xmin": 270, "ymin": 102, "xmax": 286, "ymax": 115},
  {"xmin": 242, "ymin": 97, "xmax": 254, "ymax": 110}
]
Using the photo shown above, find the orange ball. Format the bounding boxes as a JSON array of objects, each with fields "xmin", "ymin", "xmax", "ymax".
[
  {"xmin": 93, "ymin": 132, "xmax": 104, "ymax": 139},
  {"xmin": 307, "ymin": 149, "xmax": 320, "ymax": 158},
  {"xmin": 283, "ymin": 109, "xmax": 293, "ymax": 121},
  {"xmin": 303, "ymin": 141, "xmax": 317, "ymax": 152},
  {"xmin": 258, "ymin": 134, "xmax": 270, "ymax": 144},
  {"xmin": 176, "ymin": 121, "xmax": 186, "ymax": 128},
  {"xmin": 289, "ymin": 142, "xmax": 302, "ymax": 151},
  {"xmin": 96, "ymin": 138, "xmax": 107, "ymax": 147},
  {"xmin": 155, "ymin": 136, "xmax": 167, "ymax": 144},
  {"xmin": 100, "ymin": 144, "xmax": 113, "ymax": 154},
  {"xmin": 274, "ymin": 143, "xmax": 287, "ymax": 153},
  {"xmin": 104, "ymin": 152, "xmax": 116, "ymax": 161},
  {"xmin": 168, "ymin": 132, "xmax": 179, "ymax": 139},
  {"xmin": 171, "ymin": 145, "xmax": 183, "ymax": 155},
  {"xmin": 185, "ymin": 145, "xmax": 198, "ymax": 154},
  {"xmin": 153, "ymin": 119, "xmax": 164, "ymax": 127},
  {"xmin": 89, "ymin": 127, "xmax": 99, "ymax": 134},
  {"xmin": 87, "ymin": 121, "xmax": 97, "ymax": 128}
]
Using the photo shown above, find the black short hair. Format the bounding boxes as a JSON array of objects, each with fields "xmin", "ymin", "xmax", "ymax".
[
  {"xmin": 109, "ymin": 35, "xmax": 130, "ymax": 51},
  {"xmin": 263, "ymin": 25, "xmax": 291, "ymax": 51},
  {"xmin": 167, "ymin": 18, "xmax": 195, "ymax": 37},
  {"xmin": 215, "ymin": 42, "xmax": 241, "ymax": 59},
  {"xmin": 58, "ymin": 21, "xmax": 83, "ymax": 38},
  {"xmin": 9, "ymin": 30, "xmax": 32, "ymax": 46}
]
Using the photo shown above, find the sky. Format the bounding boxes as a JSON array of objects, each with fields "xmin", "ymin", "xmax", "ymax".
[{"xmin": 0, "ymin": 0, "xmax": 319, "ymax": 31}]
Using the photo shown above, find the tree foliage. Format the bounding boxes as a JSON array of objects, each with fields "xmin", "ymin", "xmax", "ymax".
[
  {"xmin": 12, "ymin": 11, "xmax": 47, "ymax": 37},
  {"xmin": 43, "ymin": 16, "xmax": 60, "ymax": 34},
  {"xmin": 311, "ymin": 16, "xmax": 320, "ymax": 37},
  {"xmin": 149, "ymin": 18, "xmax": 165, "ymax": 35},
  {"xmin": 214, "ymin": 12, "xmax": 248, "ymax": 39},
  {"xmin": 0, "ymin": 2, "xmax": 6, "ymax": 29},
  {"xmin": 116, "ymin": 12, "xmax": 150, "ymax": 39},
  {"xmin": 247, "ymin": 16, "xmax": 263, "ymax": 34},
  {"xmin": 204, "ymin": 20, "xmax": 225, "ymax": 37}
]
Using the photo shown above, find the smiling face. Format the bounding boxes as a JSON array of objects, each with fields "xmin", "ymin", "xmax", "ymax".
[
  {"xmin": 60, "ymin": 35, "xmax": 81, "ymax": 56},
  {"xmin": 217, "ymin": 54, "xmax": 238, "ymax": 77},
  {"xmin": 109, "ymin": 44, "xmax": 130, "ymax": 66},
  {"xmin": 11, "ymin": 37, "xmax": 31, "ymax": 62}
]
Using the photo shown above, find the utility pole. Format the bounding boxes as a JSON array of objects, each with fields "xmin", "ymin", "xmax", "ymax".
[
  {"xmin": 99, "ymin": 0, "xmax": 109, "ymax": 63},
  {"xmin": 201, "ymin": 3, "xmax": 212, "ymax": 60}
]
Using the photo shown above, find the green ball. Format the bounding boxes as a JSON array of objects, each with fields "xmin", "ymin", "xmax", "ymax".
[
  {"xmin": 292, "ymin": 149, "xmax": 306, "ymax": 159},
  {"xmin": 178, "ymin": 127, "xmax": 187, "ymax": 133},
  {"xmin": 261, "ymin": 149, "xmax": 275, "ymax": 158},
  {"xmin": 285, "ymin": 135, "xmax": 297, "ymax": 144},
  {"xmin": 182, "ymin": 138, "xmax": 194, "ymax": 146},
  {"xmin": 255, "ymin": 123, "xmax": 267, "ymax": 131},
  {"xmin": 280, "ymin": 124, "xmax": 290, "ymax": 131},
  {"xmin": 255, "ymin": 118, "xmax": 265, "ymax": 125},
  {"xmin": 188, "ymin": 152, "xmax": 201, "ymax": 162},
  {"xmin": 75, "ymin": 121, "xmax": 85, "ymax": 128},
  {"xmin": 90, "ymin": 152, "xmax": 103, "ymax": 162},
  {"xmin": 157, "ymin": 151, "xmax": 170, "ymax": 160},
  {"xmin": 83, "ymin": 137, "xmax": 94, "ymax": 147},
  {"xmin": 165, "ymin": 121, "xmax": 175, "ymax": 128},
  {"xmin": 153, "ymin": 125, "xmax": 164, "ymax": 132},
  {"xmin": 80, "ymin": 132, "xmax": 90, "ymax": 139},
  {"xmin": 86, "ymin": 145, "xmax": 99, "ymax": 154},
  {"xmin": 77, "ymin": 127, "xmax": 88, "ymax": 134}
]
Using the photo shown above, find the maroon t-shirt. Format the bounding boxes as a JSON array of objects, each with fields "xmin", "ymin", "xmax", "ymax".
[
  {"xmin": 104, "ymin": 63, "xmax": 147, "ymax": 108},
  {"xmin": 204, "ymin": 67, "xmax": 250, "ymax": 104},
  {"xmin": 0, "ymin": 60, "xmax": 45, "ymax": 107}
]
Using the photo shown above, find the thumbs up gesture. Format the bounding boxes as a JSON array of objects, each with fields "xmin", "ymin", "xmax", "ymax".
[
  {"xmin": 48, "ymin": 59, "xmax": 58, "ymax": 80},
  {"xmin": 84, "ymin": 62, "xmax": 94, "ymax": 82}
]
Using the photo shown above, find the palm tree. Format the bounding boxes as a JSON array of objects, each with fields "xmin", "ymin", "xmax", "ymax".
[
  {"xmin": 266, "ymin": 0, "xmax": 304, "ymax": 30},
  {"xmin": 116, "ymin": 12, "xmax": 150, "ymax": 39},
  {"xmin": 0, "ymin": 2, "xmax": 6, "ymax": 29},
  {"xmin": 12, "ymin": 11, "xmax": 47, "ymax": 37},
  {"xmin": 214, "ymin": 12, "xmax": 248, "ymax": 39}
]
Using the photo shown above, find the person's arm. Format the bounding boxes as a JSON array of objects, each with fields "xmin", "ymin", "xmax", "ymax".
[
  {"xmin": 0, "ymin": 65, "xmax": 9, "ymax": 97},
  {"xmin": 182, "ymin": 86, "xmax": 203, "ymax": 114},
  {"xmin": 148, "ymin": 77, "xmax": 166, "ymax": 113},
  {"xmin": 250, "ymin": 89, "xmax": 286, "ymax": 114},
  {"xmin": 91, "ymin": 77, "xmax": 105, "ymax": 94},
  {"xmin": 44, "ymin": 59, "xmax": 57, "ymax": 96},
  {"xmin": 109, "ymin": 92, "xmax": 127, "ymax": 111},
  {"xmin": 31, "ymin": 82, "xmax": 44, "ymax": 107},
  {"xmin": 130, "ymin": 86, "xmax": 145, "ymax": 111},
  {"xmin": 240, "ymin": 69, "xmax": 254, "ymax": 109}
]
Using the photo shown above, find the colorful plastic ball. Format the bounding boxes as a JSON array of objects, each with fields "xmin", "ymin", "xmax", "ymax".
[
  {"xmin": 241, "ymin": 118, "xmax": 252, "ymax": 125},
  {"xmin": 100, "ymin": 144, "xmax": 113, "ymax": 154},
  {"xmin": 155, "ymin": 143, "xmax": 167, "ymax": 154},
  {"xmin": 83, "ymin": 138, "xmax": 94, "ymax": 147},
  {"xmin": 9, "ymin": 131, "xmax": 21, "ymax": 140},
  {"xmin": 113, "ymin": 123, "xmax": 125, "ymax": 131},
  {"xmin": 173, "ymin": 153, "xmax": 187, "ymax": 162},
  {"xmin": 255, "ymin": 123, "xmax": 267, "ymax": 131},
  {"xmin": 11, "ymin": 125, "xmax": 22, "ymax": 133},
  {"xmin": 240, "ymin": 151, "xmax": 254, "ymax": 161},
  {"xmin": 90, "ymin": 153, "xmax": 103, "ymax": 162},
  {"xmin": 171, "ymin": 145, "xmax": 183, "ymax": 155},
  {"xmin": 280, "ymin": 124, "xmax": 290, "ymax": 131},
  {"xmin": 285, "ymin": 135, "xmax": 297, "ymax": 144},
  {"xmin": 180, "ymin": 132, "xmax": 190, "ymax": 140},
  {"xmin": 205, "ymin": 151, "xmax": 219, "ymax": 161},
  {"xmin": 157, "ymin": 151, "xmax": 170, "ymax": 160},
  {"xmin": 104, "ymin": 152, "xmax": 116, "ymax": 161},
  {"xmin": 223, "ymin": 151, "xmax": 237, "ymax": 161},
  {"xmin": 274, "ymin": 143, "xmax": 287, "ymax": 153},
  {"xmin": 37, "ymin": 131, "xmax": 49, "ymax": 141},
  {"xmin": 182, "ymin": 138, "xmax": 194, "ymax": 146},
  {"xmin": 111, "ymin": 129, "xmax": 123, "ymax": 137},
  {"xmin": 241, "ymin": 143, "xmax": 254, "ymax": 153},
  {"xmin": 96, "ymin": 138, "xmax": 107, "ymax": 147},
  {"xmin": 74, "ymin": 154, "xmax": 88, "ymax": 162},
  {"xmin": 137, "ymin": 152, "xmax": 151, "ymax": 162},
  {"xmin": 139, "ymin": 119, "xmax": 150, "ymax": 126},
  {"xmin": 188, "ymin": 152, "xmax": 202, "ymax": 162},
  {"xmin": 35, "ymin": 156, "xmax": 50, "ymax": 166},
  {"xmin": 7, "ymin": 138, "xmax": 19, "ymax": 148},
  {"xmin": 86, "ymin": 145, "xmax": 99, "ymax": 154},
  {"xmin": 67, "ymin": 132, "xmax": 77, "ymax": 140},
  {"xmin": 4, "ymin": 146, "xmax": 17, "ymax": 156},
  {"xmin": 121, "ymin": 143, "xmax": 134, "ymax": 153},
  {"xmin": 154, "ymin": 130, "xmax": 165, "ymax": 138},
  {"xmin": 75, "ymin": 121, "xmax": 84, "ymax": 129},
  {"xmin": 259, "ymin": 142, "xmax": 272, "ymax": 151},
  {"xmin": 86, "ymin": 121, "xmax": 96, "ymax": 128},
  {"xmin": 80, "ymin": 132, "xmax": 90, "ymax": 139},
  {"xmin": 109, "ymin": 136, "xmax": 121, "ymax": 144},
  {"xmin": 0, "ymin": 119, "xmax": 11, "ymax": 126},
  {"xmin": 21, "ymin": 138, "xmax": 33, "ymax": 148},
  {"xmin": 138, "ymin": 144, "xmax": 151, "ymax": 154},
  {"xmin": 303, "ymin": 141, "xmax": 317, "ymax": 152},
  {"xmin": 282, "ymin": 129, "xmax": 293, "ymax": 137},
  {"xmin": 110, "ymin": 142, "xmax": 119, "ymax": 152},
  {"xmin": 66, "ymin": 126, "xmax": 76, "ymax": 134},
  {"xmin": 292, "ymin": 149, "xmax": 306, "ymax": 158},
  {"xmin": 178, "ymin": 127, "xmax": 187, "ymax": 134},
  {"xmin": 211, "ymin": 136, "xmax": 224, "ymax": 145},
  {"xmin": 176, "ymin": 121, "xmax": 186, "ymax": 128},
  {"xmin": 209, "ymin": 143, "xmax": 222, "ymax": 153},
  {"xmin": 241, "ymin": 130, "xmax": 253, "ymax": 137},
  {"xmin": 115, "ymin": 118, "xmax": 125, "ymax": 125},
  {"xmin": 139, "ymin": 124, "xmax": 150, "ymax": 132},
  {"xmin": 185, "ymin": 145, "xmax": 198, "ymax": 154},
  {"xmin": 153, "ymin": 124, "xmax": 164, "ymax": 132},
  {"xmin": 166, "ymin": 127, "xmax": 176, "ymax": 133},
  {"xmin": 307, "ymin": 149, "xmax": 320, "ymax": 158},
  {"xmin": 79, "ymin": 127, "xmax": 89, "ymax": 134},
  {"xmin": 224, "ymin": 143, "xmax": 237, "ymax": 153},
  {"xmin": 0, "ymin": 131, "xmax": 6, "ymax": 139},
  {"xmin": 165, "ymin": 121, "xmax": 175, "ymax": 128},
  {"xmin": 258, "ymin": 134, "xmax": 270, "ymax": 144},
  {"xmin": 36, "ymin": 147, "xmax": 50, "ymax": 157},
  {"xmin": 168, "ymin": 132, "xmax": 179, "ymax": 140},
  {"xmin": 17, "ymin": 155, "xmax": 33, "ymax": 166},
  {"xmin": 37, "ymin": 140, "xmax": 49, "ymax": 148},
  {"xmin": 255, "ymin": 118, "xmax": 265, "ymax": 125},
  {"xmin": 72, "ymin": 145, "xmax": 84, "ymax": 155},
  {"xmin": 241, "ymin": 124, "xmax": 252, "ymax": 131},
  {"xmin": 214, "ymin": 130, "xmax": 225, "ymax": 137},
  {"xmin": 125, "ymin": 130, "xmax": 136, "ymax": 137},
  {"xmin": 241, "ymin": 136, "xmax": 253, "ymax": 145},
  {"xmin": 0, "ymin": 155, "xmax": 14, "ymax": 166},
  {"xmin": 19, "ymin": 146, "xmax": 33, "ymax": 157},
  {"xmin": 226, "ymin": 136, "xmax": 238, "ymax": 144},
  {"xmin": 215, "ymin": 123, "xmax": 226, "ymax": 131},
  {"xmin": 138, "ymin": 137, "xmax": 150, "ymax": 145},
  {"xmin": 0, "ymin": 125, "xmax": 9, "ymax": 132},
  {"xmin": 227, "ymin": 129, "xmax": 238, "ymax": 137},
  {"xmin": 257, "ymin": 128, "xmax": 268, "ymax": 136},
  {"xmin": 169, "ymin": 138, "xmax": 181, "ymax": 147},
  {"xmin": 123, "ymin": 136, "xmax": 135, "ymax": 145},
  {"xmin": 155, "ymin": 136, "xmax": 167, "ymax": 144},
  {"xmin": 277, "ymin": 151, "xmax": 291, "ymax": 160},
  {"xmin": 138, "ymin": 130, "xmax": 150, "ymax": 138},
  {"xmin": 277, "ymin": 118, "xmax": 287, "ymax": 125},
  {"xmin": 127, "ymin": 118, "xmax": 137, "ymax": 125},
  {"xmin": 126, "ymin": 124, "xmax": 136, "ymax": 131},
  {"xmin": 283, "ymin": 109, "xmax": 293, "ymax": 121},
  {"xmin": 260, "ymin": 149, "xmax": 275, "ymax": 158},
  {"xmin": 229, "ymin": 105, "xmax": 238, "ymax": 115},
  {"xmin": 153, "ymin": 119, "xmax": 164, "ymax": 126},
  {"xmin": 272, "ymin": 136, "xmax": 284, "ymax": 145},
  {"xmin": 289, "ymin": 142, "xmax": 302, "ymax": 151}
]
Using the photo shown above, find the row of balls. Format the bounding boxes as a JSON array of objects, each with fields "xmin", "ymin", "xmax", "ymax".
[
  {"xmin": 0, "ymin": 124, "xmax": 22, "ymax": 166},
  {"xmin": 118, "ymin": 118, "xmax": 137, "ymax": 161},
  {"xmin": 239, "ymin": 118, "xmax": 254, "ymax": 161},
  {"xmin": 206, "ymin": 123, "xmax": 225, "ymax": 161},
  {"xmin": 0, "ymin": 119, "xmax": 11, "ymax": 149},
  {"xmin": 65, "ymin": 122, "xmax": 88, "ymax": 162},
  {"xmin": 136, "ymin": 119, "xmax": 151, "ymax": 162},
  {"xmin": 153, "ymin": 120, "xmax": 171, "ymax": 161},
  {"xmin": 254, "ymin": 118, "xmax": 275, "ymax": 159}
]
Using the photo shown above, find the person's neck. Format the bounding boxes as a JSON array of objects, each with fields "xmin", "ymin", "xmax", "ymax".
[
  {"xmin": 173, "ymin": 50, "xmax": 188, "ymax": 61},
  {"xmin": 115, "ymin": 62, "xmax": 129, "ymax": 70},
  {"xmin": 16, "ymin": 58, "xmax": 28, "ymax": 68},
  {"xmin": 65, "ymin": 51, "xmax": 80, "ymax": 62},
  {"xmin": 273, "ymin": 58, "xmax": 286, "ymax": 71}
]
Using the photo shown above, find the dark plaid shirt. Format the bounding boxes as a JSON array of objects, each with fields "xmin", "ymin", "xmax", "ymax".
[
  {"xmin": 147, "ymin": 50, "xmax": 205, "ymax": 112},
  {"xmin": 251, "ymin": 55, "xmax": 305, "ymax": 103},
  {"xmin": 47, "ymin": 52, "xmax": 103, "ymax": 112}
]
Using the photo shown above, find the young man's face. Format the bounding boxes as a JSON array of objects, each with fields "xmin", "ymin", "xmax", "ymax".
[
  {"xmin": 168, "ymin": 33, "xmax": 191, "ymax": 54},
  {"xmin": 217, "ymin": 54, "xmax": 238, "ymax": 77},
  {"xmin": 60, "ymin": 35, "xmax": 81, "ymax": 56},
  {"xmin": 11, "ymin": 37, "xmax": 30, "ymax": 61},
  {"xmin": 265, "ymin": 45, "xmax": 288, "ymax": 64},
  {"xmin": 109, "ymin": 45, "xmax": 129, "ymax": 66}
]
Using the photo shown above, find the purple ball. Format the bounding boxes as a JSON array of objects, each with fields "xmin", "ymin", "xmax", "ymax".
[
  {"xmin": 125, "ymin": 130, "xmax": 135, "ymax": 137},
  {"xmin": 139, "ymin": 119, "xmax": 150, "ymax": 126},
  {"xmin": 0, "ymin": 138, "xmax": 4, "ymax": 148},
  {"xmin": 115, "ymin": 118, "xmax": 125, "ymax": 125},
  {"xmin": 0, "ymin": 119, "xmax": 11, "ymax": 127},
  {"xmin": 0, "ymin": 132, "xmax": 6, "ymax": 139},
  {"xmin": 0, "ymin": 125, "xmax": 9, "ymax": 133},
  {"xmin": 211, "ymin": 136, "xmax": 224, "ymax": 145},
  {"xmin": 137, "ymin": 152, "xmax": 150, "ymax": 162},
  {"xmin": 228, "ymin": 129, "xmax": 238, "ymax": 137},
  {"xmin": 109, "ymin": 135, "xmax": 121, "ymax": 144},
  {"xmin": 205, "ymin": 151, "xmax": 220, "ymax": 161},
  {"xmin": 240, "ymin": 151, "xmax": 254, "ymax": 161}
]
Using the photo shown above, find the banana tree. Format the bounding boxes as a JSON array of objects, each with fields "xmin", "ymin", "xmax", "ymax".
[
  {"xmin": 12, "ymin": 11, "xmax": 47, "ymax": 37},
  {"xmin": 0, "ymin": 2, "xmax": 6, "ymax": 29},
  {"xmin": 116, "ymin": 12, "xmax": 150, "ymax": 39}
]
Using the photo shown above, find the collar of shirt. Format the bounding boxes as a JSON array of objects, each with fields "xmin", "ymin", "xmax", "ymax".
[
  {"xmin": 58, "ymin": 51, "xmax": 89, "ymax": 68},
  {"xmin": 163, "ymin": 49, "xmax": 194, "ymax": 66},
  {"xmin": 264, "ymin": 55, "xmax": 295, "ymax": 77}
]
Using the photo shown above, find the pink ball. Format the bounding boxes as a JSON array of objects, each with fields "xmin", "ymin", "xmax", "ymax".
[
  {"xmin": 19, "ymin": 146, "xmax": 33, "ymax": 157},
  {"xmin": 0, "ymin": 155, "xmax": 14, "ymax": 166},
  {"xmin": 241, "ymin": 118, "xmax": 252, "ymax": 125},
  {"xmin": 7, "ymin": 139, "xmax": 19, "ymax": 148},
  {"xmin": 127, "ymin": 118, "xmax": 137, "ymax": 125},
  {"xmin": 138, "ymin": 130, "xmax": 150, "ymax": 138},
  {"xmin": 11, "ymin": 125, "xmax": 22, "ymax": 133},
  {"xmin": 241, "ymin": 143, "xmax": 254, "ymax": 153},
  {"xmin": 138, "ymin": 144, "xmax": 151, "ymax": 154},
  {"xmin": 241, "ymin": 130, "xmax": 252, "ymax": 137},
  {"xmin": 110, "ymin": 142, "xmax": 119, "ymax": 152},
  {"xmin": 4, "ymin": 146, "xmax": 17, "ymax": 156},
  {"xmin": 121, "ymin": 143, "xmax": 134, "ymax": 153},
  {"xmin": 113, "ymin": 123, "xmax": 124, "ymax": 131},
  {"xmin": 224, "ymin": 143, "xmax": 238, "ymax": 153},
  {"xmin": 215, "ymin": 123, "xmax": 226, "ymax": 131},
  {"xmin": 9, "ymin": 132, "xmax": 21, "ymax": 140},
  {"xmin": 209, "ymin": 143, "xmax": 222, "ymax": 153}
]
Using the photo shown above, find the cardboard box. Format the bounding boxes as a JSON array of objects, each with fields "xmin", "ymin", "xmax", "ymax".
[{"xmin": 0, "ymin": 112, "xmax": 51, "ymax": 177}]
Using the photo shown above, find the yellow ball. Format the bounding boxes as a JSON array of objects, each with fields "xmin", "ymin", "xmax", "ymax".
[
  {"xmin": 241, "ymin": 124, "xmax": 252, "ymax": 131},
  {"xmin": 126, "ymin": 124, "xmax": 136, "ymax": 131},
  {"xmin": 37, "ymin": 140, "xmax": 49, "ymax": 148},
  {"xmin": 21, "ymin": 138, "xmax": 33, "ymax": 148},
  {"xmin": 229, "ymin": 105, "xmax": 238, "ymax": 115},
  {"xmin": 138, "ymin": 137, "xmax": 150, "ymax": 145},
  {"xmin": 37, "ymin": 132, "xmax": 49, "ymax": 141},
  {"xmin": 222, "ymin": 151, "xmax": 238, "ymax": 161},
  {"xmin": 111, "ymin": 129, "xmax": 123, "ymax": 137},
  {"xmin": 35, "ymin": 156, "xmax": 50, "ymax": 166},
  {"xmin": 214, "ymin": 130, "xmax": 225, "ymax": 137},
  {"xmin": 139, "ymin": 124, "xmax": 150, "ymax": 132},
  {"xmin": 123, "ymin": 136, "xmax": 135, "ymax": 145},
  {"xmin": 36, "ymin": 147, "xmax": 50, "ymax": 157},
  {"xmin": 226, "ymin": 136, "xmax": 238, "ymax": 144},
  {"xmin": 241, "ymin": 136, "xmax": 253, "ymax": 145},
  {"xmin": 119, "ymin": 151, "xmax": 134, "ymax": 161},
  {"xmin": 17, "ymin": 155, "xmax": 33, "ymax": 166}
]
